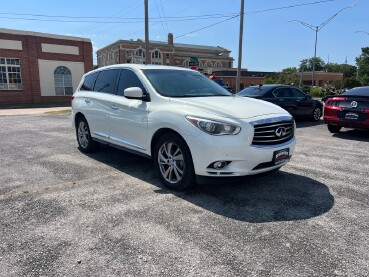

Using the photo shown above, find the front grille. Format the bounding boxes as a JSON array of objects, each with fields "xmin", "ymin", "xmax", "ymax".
[{"xmin": 252, "ymin": 120, "xmax": 294, "ymax": 146}]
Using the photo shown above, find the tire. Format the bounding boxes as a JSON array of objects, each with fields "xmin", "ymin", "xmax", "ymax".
[
  {"xmin": 76, "ymin": 116, "xmax": 99, "ymax": 153},
  {"xmin": 327, "ymin": 124, "xmax": 342, "ymax": 133},
  {"xmin": 153, "ymin": 133, "xmax": 195, "ymax": 190},
  {"xmin": 312, "ymin": 107, "xmax": 322, "ymax": 121}
]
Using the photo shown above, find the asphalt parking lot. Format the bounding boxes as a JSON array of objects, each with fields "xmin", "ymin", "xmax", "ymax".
[{"xmin": 0, "ymin": 113, "xmax": 368, "ymax": 276}]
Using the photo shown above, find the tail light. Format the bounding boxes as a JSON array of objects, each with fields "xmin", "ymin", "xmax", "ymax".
[
  {"xmin": 70, "ymin": 96, "xmax": 74, "ymax": 101},
  {"xmin": 326, "ymin": 97, "xmax": 345, "ymax": 107}
]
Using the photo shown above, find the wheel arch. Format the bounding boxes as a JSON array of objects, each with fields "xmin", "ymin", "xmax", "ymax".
[
  {"xmin": 150, "ymin": 128, "xmax": 191, "ymax": 158},
  {"xmin": 74, "ymin": 112, "xmax": 86, "ymax": 127}
]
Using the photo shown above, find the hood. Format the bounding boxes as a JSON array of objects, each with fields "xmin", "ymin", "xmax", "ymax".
[{"xmin": 169, "ymin": 96, "xmax": 288, "ymax": 119}]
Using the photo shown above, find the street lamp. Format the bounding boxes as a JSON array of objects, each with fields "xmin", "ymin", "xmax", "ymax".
[{"xmin": 289, "ymin": 4, "xmax": 356, "ymax": 86}]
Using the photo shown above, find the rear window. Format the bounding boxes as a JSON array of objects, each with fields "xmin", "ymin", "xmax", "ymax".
[
  {"xmin": 93, "ymin": 69, "xmax": 120, "ymax": 94},
  {"xmin": 237, "ymin": 86, "xmax": 270, "ymax": 97},
  {"xmin": 80, "ymin": 71, "xmax": 99, "ymax": 91},
  {"xmin": 343, "ymin": 87, "xmax": 369, "ymax": 97}
]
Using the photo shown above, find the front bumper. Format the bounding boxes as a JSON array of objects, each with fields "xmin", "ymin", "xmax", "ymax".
[{"xmin": 184, "ymin": 129, "xmax": 296, "ymax": 177}]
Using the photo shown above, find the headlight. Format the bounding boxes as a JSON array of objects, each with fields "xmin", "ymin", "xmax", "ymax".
[{"xmin": 186, "ymin": 116, "xmax": 241, "ymax": 135}]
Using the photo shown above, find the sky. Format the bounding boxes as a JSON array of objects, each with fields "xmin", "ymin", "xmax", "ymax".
[{"xmin": 0, "ymin": 0, "xmax": 368, "ymax": 72}]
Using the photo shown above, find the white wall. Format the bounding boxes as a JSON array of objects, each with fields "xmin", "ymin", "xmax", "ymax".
[
  {"xmin": 0, "ymin": 39, "xmax": 22, "ymax": 50},
  {"xmin": 38, "ymin": 60, "xmax": 85, "ymax": 96},
  {"xmin": 41, "ymin": 43, "xmax": 79, "ymax": 55}
]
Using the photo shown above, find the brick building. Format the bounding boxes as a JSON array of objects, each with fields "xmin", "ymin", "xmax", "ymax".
[
  {"xmin": 299, "ymin": 71, "xmax": 344, "ymax": 87},
  {"xmin": 0, "ymin": 28, "xmax": 93, "ymax": 106},
  {"xmin": 97, "ymin": 33, "xmax": 233, "ymax": 73}
]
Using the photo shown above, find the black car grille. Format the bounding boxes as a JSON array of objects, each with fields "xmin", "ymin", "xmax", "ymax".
[{"xmin": 252, "ymin": 120, "xmax": 294, "ymax": 146}]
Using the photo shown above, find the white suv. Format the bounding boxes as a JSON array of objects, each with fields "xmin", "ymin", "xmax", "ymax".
[{"xmin": 72, "ymin": 64, "xmax": 296, "ymax": 190}]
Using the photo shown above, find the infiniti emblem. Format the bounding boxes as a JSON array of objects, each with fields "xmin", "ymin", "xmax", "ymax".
[
  {"xmin": 351, "ymin": 101, "xmax": 358, "ymax": 108},
  {"xmin": 275, "ymin": 127, "xmax": 287, "ymax": 138}
]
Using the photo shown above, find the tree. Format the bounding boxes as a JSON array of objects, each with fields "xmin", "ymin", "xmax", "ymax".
[
  {"xmin": 325, "ymin": 63, "xmax": 357, "ymax": 78},
  {"xmin": 279, "ymin": 67, "xmax": 300, "ymax": 85},
  {"xmin": 299, "ymin": 57, "xmax": 325, "ymax": 72},
  {"xmin": 356, "ymin": 47, "xmax": 369, "ymax": 85},
  {"xmin": 343, "ymin": 77, "xmax": 361, "ymax": 89}
]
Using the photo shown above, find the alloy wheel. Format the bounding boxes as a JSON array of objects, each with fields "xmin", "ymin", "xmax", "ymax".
[
  {"xmin": 158, "ymin": 141, "xmax": 185, "ymax": 184},
  {"xmin": 313, "ymin": 108, "xmax": 322, "ymax": 121},
  {"xmin": 78, "ymin": 121, "xmax": 89, "ymax": 148}
]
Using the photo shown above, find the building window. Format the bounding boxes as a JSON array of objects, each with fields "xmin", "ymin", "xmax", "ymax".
[
  {"xmin": 198, "ymin": 61, "xmax": 203, "ymax": 68},
  {"xmin": 134, "ymin": 48, "xmax": 146, "ymax": 64},
  {"xmin": 214, "ymin": 61, "xmax": 222, "ymax": 68},
  {"xmin": 0, "ymin": 58, "xmax": 22, "ymax": 90},
  {"xmin": 205, "ymin": 61, "xmax": 213, "ymax": 68},
  {"xmin": 54, "ymin": 66, "xmax": 73, "ymax": 96},
  {"xmin": 151, "ymin": 49, "xmax": 162, "ymax": 65},
  {"xmin": 183, "ymin": 60, "xmax": 190, "ymax": 67},
  {"xmin": 152, "ymin": 49, "xmax": 162, "ymax": 59}
]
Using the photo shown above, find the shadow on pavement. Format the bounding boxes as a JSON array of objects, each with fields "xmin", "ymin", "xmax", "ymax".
[
  {"xmin": 83, "ymin": 145, "xmax": 334, "ymax": 223},
  {"xmin": 295, "ymin": 119, "xmax": 325, "ymax": 128},
  {"xmin": 332, "ymin": 129, "xmax": 369, "ymax": 142}
]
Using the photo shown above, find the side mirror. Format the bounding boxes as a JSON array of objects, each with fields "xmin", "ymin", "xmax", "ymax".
[
  {"xmin": 124, "ymin": 87, "xmax": 143, "ymax": 99},
  {"xmin": 306, "ymin": 94, "xmax": 312, "ymax": 99}
]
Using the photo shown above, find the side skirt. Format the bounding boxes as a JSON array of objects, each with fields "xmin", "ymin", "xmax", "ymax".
[{"xmin": 92, "ymin": 137, "xmax": 151, "ymax": 159}]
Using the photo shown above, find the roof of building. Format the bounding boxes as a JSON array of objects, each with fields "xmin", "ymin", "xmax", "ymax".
[
  {"xmin": 97, "ymin": 38, "xmax": 230, "ymax": 53},
  {"xmin": 0, "ymin": 28, "xmax": 91, "ymax": 42}
]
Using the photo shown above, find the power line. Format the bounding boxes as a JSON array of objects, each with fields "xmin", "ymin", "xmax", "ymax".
[
  {"xmin": 160, "ymin": 0, "xmax": 170, "ymax": 34},
  {"xmin": 175, "ymin": 15, "xmax": 239, "ymax": 39},
  {"xmin": 175, "ymin": 0, "xmax": 338, "ymax": 39},
  {"xmin": 245, "ymin": 0, "xmax": 336, "ymax": 15},
  {"xmin": 0, "ymin": 11, "xmax": 239, "ymax": 21}
]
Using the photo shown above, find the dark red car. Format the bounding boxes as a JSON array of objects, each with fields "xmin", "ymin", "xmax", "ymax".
[{"xmin": 324, "ymin": 86, "xmax": 369, "ymax": 133}]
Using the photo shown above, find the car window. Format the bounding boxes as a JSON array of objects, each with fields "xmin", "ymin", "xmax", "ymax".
[
  {"xmin": 93, "ymin": 69, "xmax": 119, "ymax": 94},
  {"xmin": 237, "ymin": 87, "xmax": 268, "ymax": 97},
  {"xmin": 343, "ymin": 87, "xmax": 369, "ymax": 96},
  {"xmin": 143, "ymin": 69, "xmax": 231, "ymax": 97},
  {"xmin": 273, "ymin": 88, "xmax": 290, "ymax": 98},
  {"xmin": 117, "ymin": 69, "xmax": 146, "ymax": 96},
  {"xmin": 80, "ymin": 71, "xmax": 99, "ymax": 91},
  {"xmin": 290, "ymin": 88, "xmax": 306, "ymax": 98}
]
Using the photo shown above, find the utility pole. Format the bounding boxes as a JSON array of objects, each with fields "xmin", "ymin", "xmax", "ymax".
[
  {"xmin": 289, "ymin": 4, "xmax": 356, "ymax": 87},
  {"xmin": 145, "ymin": 0, "xmax": 150, "ymax": 65},
  {"xmin": 236, "ymin": 0, "xmax": 244, "ymax": 92}
]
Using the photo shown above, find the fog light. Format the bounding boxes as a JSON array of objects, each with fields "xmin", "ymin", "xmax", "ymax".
[{"xmin": 209, "ymin": 161, "xmax": 230, "ymax": 169}]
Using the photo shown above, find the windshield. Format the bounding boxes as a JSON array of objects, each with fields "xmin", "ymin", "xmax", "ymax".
[{"xmin": 143, "ymin": 69, "xmax": 231, "ymax": 97}]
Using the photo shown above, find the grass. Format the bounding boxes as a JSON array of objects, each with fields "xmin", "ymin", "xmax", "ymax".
[{"xmin": 45, "ymin": 109, "xmax": 71, "ymax": 115}]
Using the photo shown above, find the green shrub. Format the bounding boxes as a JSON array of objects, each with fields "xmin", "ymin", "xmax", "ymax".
[{"xmin": 309, "ymin": 87, "xmax": 326, "ymax": 98}]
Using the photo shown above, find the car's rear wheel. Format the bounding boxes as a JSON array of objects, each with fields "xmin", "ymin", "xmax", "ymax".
[
  {"xmin": 154, "ymin": 133, "xmax": 195, "ymax": 190},
  {"xmin": 76, "ymin": 116, "xmax": 98, "ymax": 153},
  {"xmin": 312, "ymin": 107, "xmax": 322, "ymax": 121},
  {"xmin": 327, "ymin": 124, "xmax": 342, "ymax": 133}
]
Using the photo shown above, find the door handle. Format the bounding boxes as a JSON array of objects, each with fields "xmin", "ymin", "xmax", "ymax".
[
  {"xmin": 85, "ymin": 99, "xmax": 90, "ymax": 104},
  {"xmin": 110, "ymin": 105, "xmax": 119, "ymax": 110}
]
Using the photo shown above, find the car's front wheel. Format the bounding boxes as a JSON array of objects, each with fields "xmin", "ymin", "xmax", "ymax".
[
  {"xmin": 327, "ymin": 124, "xmax": 342, "ymax": 133},
  {"xmin": 154, "ymin": 133, "xmax": 195, "ymax": 190},
  {"xmin": 312, "ymin": 107, "xmax": 322, "ymax": 121},
  {"xmin": 76, "ymin": 116, "xmax": 99, "ymax": 153}
]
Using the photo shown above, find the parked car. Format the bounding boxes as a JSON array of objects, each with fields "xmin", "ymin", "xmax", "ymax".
[
  {"xmin": 323, "ymin": 86, "xmax": 369, "ymax": 133},
  {"xmin": 222, "ymin": 85, "xmax": 235, "ymax": 94},
  {"xmin": 237, "ymin": 84, "xmax": 323, "ymax": 121},
  {"xmin": 72, "ymin": 65, "xmax": 296, "ymax": 190}
]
